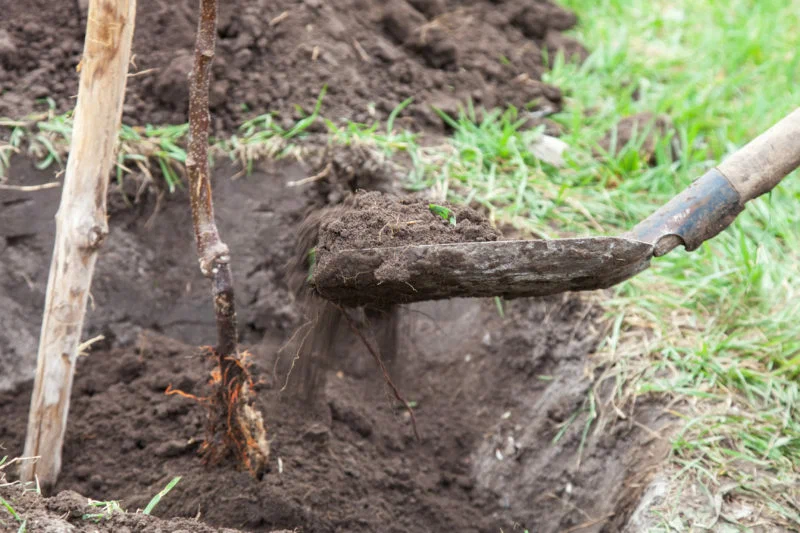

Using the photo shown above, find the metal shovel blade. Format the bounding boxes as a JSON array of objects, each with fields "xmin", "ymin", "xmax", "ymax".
[
  {"xmin": 311, "ymin": 109, "xmax": 800, "ymax": 309},
  {"xmin": 312, "ymin": 237, "xmax": 655, "ymax": 307}
]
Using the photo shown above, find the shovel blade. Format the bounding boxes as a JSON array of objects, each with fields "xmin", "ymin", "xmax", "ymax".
[{"xmin": 312, "ymin": 237, "xmax": 655, "ymax": 307}]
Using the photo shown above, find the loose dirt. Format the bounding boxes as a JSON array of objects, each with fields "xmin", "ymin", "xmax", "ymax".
[
  {"xmin": 315, "ymin": 191, "xmax": 501, "ymax": 254},
  {"xmin": 1, "ymin": 155, "xmax": 671, "ymax": 533},
  {"xmin": 306, "ymin": 191, "xmax": 503, "ymax": 307},
  {"xmin": 0, "ymin": 484, "xmax": 260, "ymax": 533},
  {"xmin": 0, "ymin": 0, "xmax": 585, "ymax": 132}
]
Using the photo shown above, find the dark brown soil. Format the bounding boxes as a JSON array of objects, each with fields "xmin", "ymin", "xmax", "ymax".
[
  {"xmin": 0, "ymin": 0, "xmax": 586, "ymax": 133},
  {"xmin": 0, "ymin": 155, "xmax": 671, "ymax": 533},
  {"xmin": 316, "ymin": 191, "xmax": 501, "ymax": 254},
  {"xmin": 0, "ymin": 1, "xmax": 672, "ymax": 531},
  {"xmin": 0, "ymin": 485, "xmax": 261, "ymax": 533},
  {"xmin": 306, "ymin": 191, "xmax": 502, "ymax": 308}
]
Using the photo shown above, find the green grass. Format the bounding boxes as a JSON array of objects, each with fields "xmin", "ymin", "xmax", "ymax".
[
  {"xmin": 142, "ymin": 475, "xmax": 181, "ymax": 515},
  {"xmin": 545, "ymin": 0, "xmax": 800, "ymax": 527},
  {"xmin": 0, "ymin": 465, "xmax": 179, "ymax": 527},
  {"xmin": 0, "ymin": 90, "xmax": 327, "ymax": 188},
  {"xmin": 83, "ymin": 475, "xmax": 181, "ymax": 521},
  {"xmin": 0, "ymin": 457, "xmax": 27, "ymax": 532}
]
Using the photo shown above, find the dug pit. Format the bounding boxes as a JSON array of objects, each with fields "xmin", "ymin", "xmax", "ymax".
[{"xmin": 1, "ymin": 155, "xmax": 670, "ymax": 533}]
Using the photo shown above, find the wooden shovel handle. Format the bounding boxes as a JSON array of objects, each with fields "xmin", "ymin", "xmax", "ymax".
[{"xmin": 718, "ymin": 107, "xmax": 800, "ymax": 201}]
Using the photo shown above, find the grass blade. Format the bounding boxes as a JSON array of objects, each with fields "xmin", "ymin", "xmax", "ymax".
[{"xmin": 143, "ymin": 476, "xmax": 181, "ymax": 515}]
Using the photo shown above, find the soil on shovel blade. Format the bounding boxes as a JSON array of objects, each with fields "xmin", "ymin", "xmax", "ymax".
[
  {"xmin": 307, "ymin": 191, "xmax": 502, "ymax": 307},
  {"xmin": 0, "ymin": 0, "xmax": 584, "ymax": 133},
  {"xmin": 0, "ymin": 156, "xmax": 670, "ymax": 533},
  {"xmin": 315, "ymin": 191, "xmax": 501, "ymax": 253}
]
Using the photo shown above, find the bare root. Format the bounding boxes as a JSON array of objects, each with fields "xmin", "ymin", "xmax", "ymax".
[{"xmin": 166, "ymin": 349, "xmax": 269, "ymax": 478}]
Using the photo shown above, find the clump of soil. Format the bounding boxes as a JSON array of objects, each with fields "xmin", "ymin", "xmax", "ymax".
[
  {"xmin": 316, "ymin": 190, "xmax": 501, "ymax": 254},
  {"xmin": 1, "ymin": 156, "xmax": 669, "ymax": 533},
  {"xmin": 306, "ymin": 190, "xmax": 503, "ymax": 307},
  {"xmin": 310, "ymin": 142, "xmax": 404, "ymax": 205},
  {"xmin": 0, "ymin": 0, "xmax": 586, "ymax": 132},
  {"xmin": 0, "ymin": 485, "xmax": 269, "ymax": 533}
]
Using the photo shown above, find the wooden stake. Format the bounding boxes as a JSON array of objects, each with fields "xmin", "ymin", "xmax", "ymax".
[{"xmin": 20, "ymin": 0, "xmax": 136, "ymax": 491}]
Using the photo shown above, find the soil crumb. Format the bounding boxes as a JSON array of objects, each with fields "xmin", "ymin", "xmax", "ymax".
[{"xmin": 316, "ymin": 191, "xmax": 501, "ymax": 254}]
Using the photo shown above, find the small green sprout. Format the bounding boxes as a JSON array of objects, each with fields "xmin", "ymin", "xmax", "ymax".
[
  {"xmin": 143, "ymin": 476, "xmax": 182, "ymax": 515},
  {"xmin": 82, "ymin": 500, "xmax": 124, "ymax": 522},
  {"xmin": 429, "ymin": 204, "xmax": 456, "ymax": 226},
  {"xmin": 1, "ymin": 497, "xmax": 22, "ymax": 522}
]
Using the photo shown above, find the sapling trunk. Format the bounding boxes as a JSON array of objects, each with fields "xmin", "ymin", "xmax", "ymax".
[
  {"xmin": 186, "ymin": 0, "xmax": 269, "ymax": 476},
  {"xmin": 20, "ymin": 0, "xmax": 137, "ymax": 492}
]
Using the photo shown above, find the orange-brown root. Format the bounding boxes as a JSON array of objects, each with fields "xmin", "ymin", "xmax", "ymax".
[
  {"xmin": 163, "ymin": 349, "xmax": 269, "ymax": 478},
  {"xmin": 164, "ymin": 384, "xmax": 207, "ymax": 402},
  {"xmin": 199, "ymin": 349, "xmax": 270, "ymax": 478}
]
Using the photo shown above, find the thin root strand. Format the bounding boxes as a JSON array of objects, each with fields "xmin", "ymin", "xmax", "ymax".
[{"xmin": 337, "ymin": 304, "xmax": 421, "ymax": 442}]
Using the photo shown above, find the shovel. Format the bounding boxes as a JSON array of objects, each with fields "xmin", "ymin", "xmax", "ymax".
[{"xmin": 312, "ymin": 108, "xmax": 800, "ymax": 307}]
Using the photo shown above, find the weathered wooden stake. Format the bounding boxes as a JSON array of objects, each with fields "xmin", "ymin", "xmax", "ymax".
[{"xmin": 21, "ymin": 0, "xmax": 136, "ymax": 491}]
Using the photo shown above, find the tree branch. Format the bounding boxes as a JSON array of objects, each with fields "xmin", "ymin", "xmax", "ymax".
[
  {"xmin": 186, "ymin": 0, "xmax": 238, "ymax": 364},
  {"xmin": 185, "ymin": 0, "xmax": 268, "ymax": 477}
]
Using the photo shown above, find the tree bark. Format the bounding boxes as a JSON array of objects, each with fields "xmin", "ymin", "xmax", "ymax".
[
  {"xmin": 186, "ymin": 0, "xmax": 269, "ymax": 477},
  {"xmin": 21, "ymin": 0, "xmax": 136, "ymax": 492},
  {"xmin": 186, "ymin": 0, "xmax": 238, "ymax": 366}
]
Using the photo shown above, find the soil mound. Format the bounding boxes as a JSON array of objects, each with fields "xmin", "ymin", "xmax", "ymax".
[
  {"xmin": 0, "ymin": 485, "xmax": 261, "ymax": 532},
  {"xmin": 316, "ymin": 191, "xmax": 501, "ymax": 253},
  {"xmin": 0, "ymin": 0, "xmax": 586, "ymax": 132}
]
